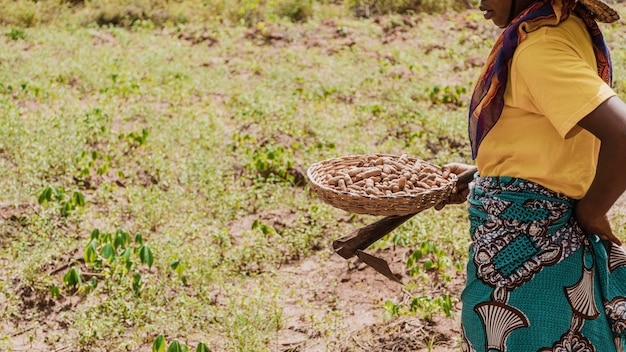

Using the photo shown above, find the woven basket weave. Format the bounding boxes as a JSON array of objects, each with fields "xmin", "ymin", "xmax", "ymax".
[{"xmin": 307, "ymin": 154, "xmax": 457, "ymax": 216}]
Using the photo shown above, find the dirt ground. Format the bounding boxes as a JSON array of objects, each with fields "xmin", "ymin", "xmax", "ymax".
[{"xmin": 275, "ymin": 247, "xmax": 464, "ymax": 352}]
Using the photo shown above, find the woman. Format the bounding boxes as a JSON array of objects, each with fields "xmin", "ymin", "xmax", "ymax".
[{"xmin": 437, "ymin": 0, "xmax": 626, "ymax": 350}]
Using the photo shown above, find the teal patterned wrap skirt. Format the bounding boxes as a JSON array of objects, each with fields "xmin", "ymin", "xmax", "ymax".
[{"xmin": 461, "ymin": 176, "xmax": 626, "ymax": 352}]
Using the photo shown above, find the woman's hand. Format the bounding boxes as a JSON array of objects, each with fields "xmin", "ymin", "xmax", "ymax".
[
  {"xmin": 434, "ymin": 163, "xmax": 476, "ymax": 210},
  {"xmin": 575, "ymin": 200, "xmax": 622, "ymax": 245}
]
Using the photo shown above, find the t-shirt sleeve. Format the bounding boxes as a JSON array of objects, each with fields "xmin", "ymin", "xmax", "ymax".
[{"xmin": 512, "ymin": 36, "xmax": 616, "ymax": 138}]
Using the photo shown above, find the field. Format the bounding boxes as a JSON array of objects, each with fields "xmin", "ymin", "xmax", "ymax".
[{"xmin": 1, "ymin": 2, "xmax": 626, "ymax": 351}]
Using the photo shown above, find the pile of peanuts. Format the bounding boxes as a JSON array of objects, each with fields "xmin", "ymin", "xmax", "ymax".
[{"xmin": 318, "ymin": 154, "xmax": 449, "ymax": 197}]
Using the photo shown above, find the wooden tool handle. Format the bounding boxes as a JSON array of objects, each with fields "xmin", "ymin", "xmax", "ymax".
[{"xmin": 332, "ymin": 166, "xmax": 477, "ymax": 259}]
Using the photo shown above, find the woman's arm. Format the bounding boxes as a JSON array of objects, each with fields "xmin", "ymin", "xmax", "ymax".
[{"xmin": 576, "ymin": 96, "xmax": 626, "ymax": 245}]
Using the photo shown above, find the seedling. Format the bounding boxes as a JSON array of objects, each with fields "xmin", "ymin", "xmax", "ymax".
[
  {"xmin": 6, "ymin": 28, "xmax": 26, "ymax": 40},
  {"xmin": 406, "ymin": 241, "xmax": 456, "ymax": 282},
  {"xmin": 38, "ymin": 185, "xmax": 86, "ymax": 217},
  {"xmin": 152, "ymin": 335, "xmax": 211, "ymax": 352},
  {"xmin": 60, "ymin": 229, "xmax": 155, "ymax": 297},
  {"xmin": 426, "ymin": 84, "xmax": 467, "ymax": 107}
]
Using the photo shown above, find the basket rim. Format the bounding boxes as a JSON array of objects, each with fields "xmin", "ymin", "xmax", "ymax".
[{"xmin": 306, "ymin": 153, "xmax": 457, "ymax": 200}]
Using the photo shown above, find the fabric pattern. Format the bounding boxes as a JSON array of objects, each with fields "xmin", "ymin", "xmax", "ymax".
[
  {"xmin": 468, "ymin": 0, "xmax": 613, "ymax": 159},
  {"xmin": 462, "ymin": 176, "xmax": 626, "ymax": 351}
]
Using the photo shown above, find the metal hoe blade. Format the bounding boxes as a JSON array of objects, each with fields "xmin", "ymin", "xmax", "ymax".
[{"xmin": 356, "ymin": 249, "xmax": 403, "ymax": 284}]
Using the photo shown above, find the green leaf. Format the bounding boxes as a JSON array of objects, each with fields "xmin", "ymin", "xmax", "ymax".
[
  {"xmin": 53, "ymin": 186, "xmax": 64, "ymax": 201},
  {"xmin": 50, "ymin": 285, "xmax": 60, "ymax": 298},
  {"xmin": 134, "ymin": 233, "xmax": 143, "ymax": 245},
  {"xmin": 60, "ymin": 202, "xmax": 74, "ymax": 217},
  {"xmin": 114, "ymin": 229, "xmax": 130, "ymax": 249},
  {"xmin": 63, "ymin": 267, "xmax": 82, "ymax": 288},
  {"xmin": 73, "ymin": 191, "xmax": 85, "ymax": 207},
  {"xmin": 152, "ymin": 335, "xmax": 166, "ymax": 352},
  {"xmin": 423, "ymin": 259, "xmax": 434, "ymax": 270},
  {"xmin": 170, "ymin": 260, "xmax": 185, "ymax": 276},
  {"xmin": 132, "ymin": 272, "xmax": 142, "ymax": 294},
  {"xmin": 100, "ymin": 243, "xmax": 115, "ymax": 261},
  {"xmin": 196, "ymin": 343, "xmax": 211, "ymax": 352},
  {"xmin": 101, "ymin": 232, "xmax": 113, "ymax": 244},
  {"xmin": 168, "ymin": 340, "xmax": 184, "ymax": 352},
  {"xmin": 121, "ymin": 247, "xmax": 132, "ymax": 261},
  {"xmin": 38, "ymin": 186, "xmax": 52, "ymax": 205},
  {"xmin": 90, "ymin": 229, "xmax": 100, "ymax": 241},
  {"xmin": 84, "ymin": 239, "xmax": 98, "ymax": 264},
  {"xmin": 139, "ymin": 245, "xmax": 154, "ymax": 268}
]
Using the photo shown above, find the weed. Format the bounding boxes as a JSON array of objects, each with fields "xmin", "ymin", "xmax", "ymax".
[
  {"xmin": 275, "ymin": 0, "xmax": 314, "ymax": 22},
  {"xmin": 37, "ymin": 185, "xmax": 85, "ymax": 217},
  {"xmin": 121, "ymin": 127, "xmax": 149, "ymax": 149},
  {"xmin": 383, "ymin": 299, "xmax": 401, "ymax": 318},
  {"xmin": 151, "ymin": 335, "xmax": 212, "ymax": 352},
  {"xmin": 426, "ymin": 84, "xmax": 468, "ymax": 107},
  {"xmin": 238, "ymin": 138, "xmax": 299, "ymax": 185},
  {"xmin": 409, "ymin": 294, "xmax": 455, "ymax": 320},
  {"xmin": 61, "ymin": 229, "xmax": 155, "ymax": 297},
  {"xmin": 6, "ymin": 28, "xmax": 26, "ymax": 40}
]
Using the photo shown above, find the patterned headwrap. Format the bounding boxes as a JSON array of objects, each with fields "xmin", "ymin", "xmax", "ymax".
[{"xmin": 468, "ymin": 0, "xmax": 613, "ymax": 159}]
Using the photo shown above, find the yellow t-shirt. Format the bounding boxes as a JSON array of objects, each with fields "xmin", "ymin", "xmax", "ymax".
[{"xmin": 475, "ymin": 15, "xmax": 616, "ymax": 199}]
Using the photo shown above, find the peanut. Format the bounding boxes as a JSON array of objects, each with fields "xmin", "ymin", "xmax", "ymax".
[
  {"xmin": 354, "ymin": 167, "xmax": 382, "ymax": 181},
  {"xmin": 397, "ymin": 176, "xmax": 406, "ymax": 189}
]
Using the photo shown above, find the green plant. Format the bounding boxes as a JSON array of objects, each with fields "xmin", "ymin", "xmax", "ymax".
[
  {"xmin": 226, "ymin": 0, "xmax": 271, "ymax": 26},
  {"xmin": 406, "ymin": 241, "xmax": 459, "ymax": 283},
  {"xmin": 275, "ymin": 0, "xmax": 313, "ymax": 22},
  {"xmin": 73, "ymin": 229, "xmax": 155, "ymax": 296},
  {"xmin": 38, "ymin": 185, "xmax": 86, "ymax": 217},
  {"xmin": 6, "ymin": 28, "xmax": 26, "ymax": 40},
  {"xmin": 152, "ymin": 335, "xmax": 211, "ymax": 352},
  {"xmin": 121, "ymin": 128, "xmax": 149, "ymax": 149},
  {"xmin": 383, "ymin": 300, "xmax": 401, "ymax": 318},
  {"xmin": 76, "ymin": 150, "xmax": 112, "ymax": 178},
  {"xmin": 84, "ymin": 229, "xmax": 153, "ymax": 267},
  {"xmin": 426, "ymin": 85, "xmax": 468, "ymax": 107},
  {"xmin": 169, "ymin": 259, "xmax": 187, "ymax": 285},
  {"xmin": 409, "ymin": 294, "xmax": 454, "ymax": 320},
  {"xmin": 244, "ymin": 142, "xmax": 297, "ymax": 184},
  {"xmin": 62, "ymin": 267, "xmax": 82, "ymax": 290}
]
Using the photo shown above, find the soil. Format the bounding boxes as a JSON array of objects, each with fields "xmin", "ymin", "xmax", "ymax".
[{"xmin": 274, "ymin": 246, "xmax": 465, "ymax": 352}]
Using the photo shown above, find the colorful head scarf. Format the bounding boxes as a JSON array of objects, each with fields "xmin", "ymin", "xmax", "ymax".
[{"xmin": 468, "ymin": 0, "xmax": 613, "ymax": 159}]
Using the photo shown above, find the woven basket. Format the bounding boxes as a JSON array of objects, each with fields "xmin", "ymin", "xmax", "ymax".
[{"xmin": 307, "ymin": 153, "xmax": 457, "ymax": 216}]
